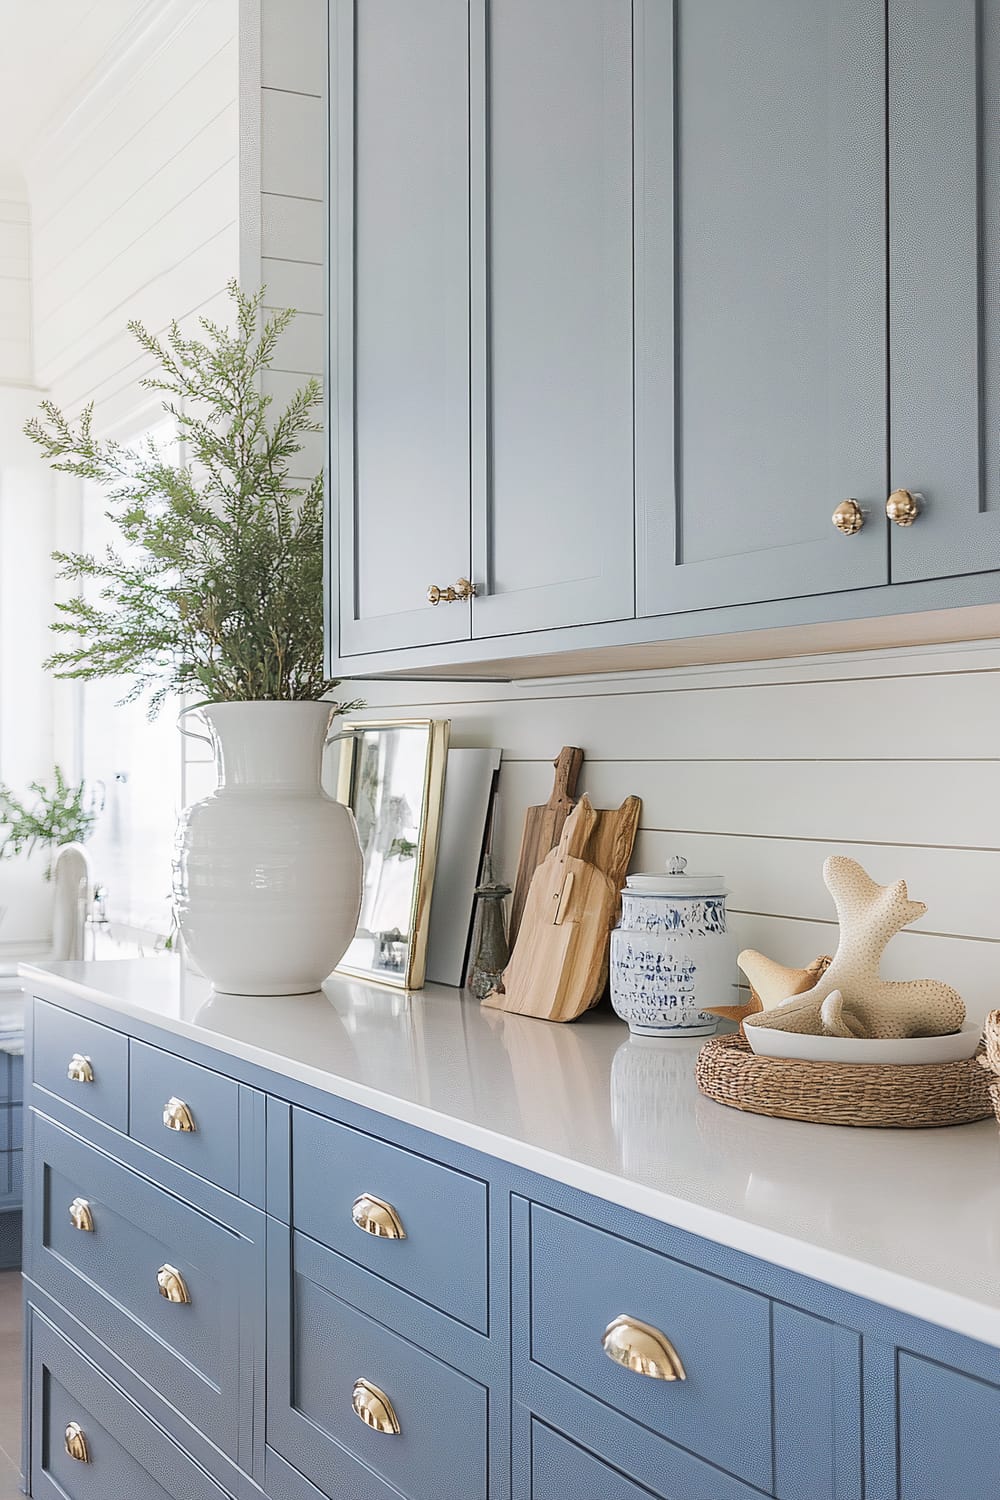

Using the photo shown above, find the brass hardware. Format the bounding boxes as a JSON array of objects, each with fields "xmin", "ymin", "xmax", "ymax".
[
  {"xmin": 427, "ymin": 577, "xmax": 476, "ymax": 606},
  {"xmin": 64, "ymin": 1422, "xmax": 90, "ymax": 1463},
  {"xmin": 67, "ymin": 1053, "xmax": 94, "ymax": 1084},
  {"xmin": 832, "ymin": 499, "xmax": 864, "ymax": 536},
  {"xmin": 886, "ymin": 488, "xmax": 921, "ymax": 527},
  {"xmin": 351, "ymin": 1193, "xmax": 406, "ymax": 1240},
  {"xmin": 602, "ymin": 1315, "xmax": 687, "ymax": 1382},
  {"xmin": 157, "ymin": 1264, "xmax": 191, "ymax": 1304},
  {"xmin": 163, "ymin": 1097, "xmax": 196, "ymax": 1133},
  {"xmin": 69, "ymin": 1197, "xmax": 94, "ymax": 1233},
  {"xmin": 352, "ymin": 1378, "xmax": 401, "ymax": 1435}
]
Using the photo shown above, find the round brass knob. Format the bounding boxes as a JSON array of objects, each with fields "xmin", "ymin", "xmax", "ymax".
[
  {"xmin": 163, "ymin": 1097, "xmax": 196, "ymax": 1133},
  {"xmin": 832, "ymin": 499, "xmax": 864, "ymax": 536},
  {"xmin": 602, "ymin": 1315, "xmax": 687, "ymax": 1381},
  {"xmin": 886, "ymin": 488, "xmax": 921, "ymax": 526},
  {"xmin": 69, "ymin": 1197, "xmax": 94, "ymax": 1233},
  {"xmin": 352, "ymin": 1193, "xmax": 406, "ymax": 1239},
  {"xmin": 67, "ymin": 1053, "xmax": 94, "ymax": 1083},
  {"xmin": 427, "ymin": 578, "xmax": 476, "ymax": 606},
  {"xmin": 64, "ymin": 1422, "xmax": 90, "ymax": 1463},
  {"xmin": 352, "ymin": 1378, "xmax": 401, "ymax": 1435},
  {"xmin": 157, "ymin": 1263, "xmax": 191, "ymax": 1304}
]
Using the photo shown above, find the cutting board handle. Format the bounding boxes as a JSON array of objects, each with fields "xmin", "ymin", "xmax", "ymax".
[
  {"xmin": 559, "ymin": 796, "xmax": 599, "ymax": 860},
  {"xmin": 549, "ymin": 747, "xmax": 584, "ymax": 809}
]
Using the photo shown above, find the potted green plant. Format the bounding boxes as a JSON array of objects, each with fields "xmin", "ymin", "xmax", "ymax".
[
  {"xmin": 0, "ymin": 767, "xmax": 103, "ymax": 877},
  {"xmin": 25, "ymin": 284, "xmax": 364, "ymax": 995}
]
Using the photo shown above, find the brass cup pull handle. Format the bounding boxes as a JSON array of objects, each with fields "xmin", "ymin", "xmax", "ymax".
[
  {"xmin": 157, "ymin": 1264, "xmax": 191, "ymax": 1304},
  {"xmin": 352, "ymin": 1378, "xmax": 401, "ymax": 1435},
  {"xmin": 67, "ymin": 1053, "xmax": 94, "ymax": 1083},
  {"xmin": 163, "ymin": 1097, "xmax": 196, "ymax": 1133},
  {"xmin": 602, "ymin": 1315, "xmax": 687, "ymax": 1382},
  {"xmin": 427, "ymin": 577, "xmax": 476, "ymax": 606},
  {"xmin": 832, "ymin": 499, "xmax": 864, "ymax": 536},
  {"xmin": 886, "ymin": 488, "xmax": 921, "ymax": 526},
  {"xmin": 64, "ymin": 1422, "xmax": 90, "ymax": 1463},
  {"xmin": 69, "ymin": 1197, "xmax": 94, "ymax": 1233},
  {"xmin": 351, "ymin": 1193, "xmax": 406, "ymax": 1240}
]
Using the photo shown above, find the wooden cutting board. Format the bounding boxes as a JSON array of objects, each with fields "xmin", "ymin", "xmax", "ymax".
[
  {"xmin": 485, "ymin": 799, "xmax": 618, "ymax": 1022},
  {"xmin": 584, "ymin": 795, "xmax": 641, "ymax": 910},
  {"xmin": 508, "ymin": 747, "xmax": 584, "ymax": 946}
]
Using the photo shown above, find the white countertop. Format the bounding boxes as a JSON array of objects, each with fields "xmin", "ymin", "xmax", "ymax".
[{"xmin": 20, "ymin": 957, "xmax": 1000, "ymax": 1347}]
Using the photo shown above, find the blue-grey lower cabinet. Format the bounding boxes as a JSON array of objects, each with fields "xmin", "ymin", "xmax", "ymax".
[
  {"xmin": 0, "ymin": 1047, "xmax": 22, "ymax": 1269},
  {"xmin": 20, "ymin": 992, "xmax": 1000, "ymax": 1500}
]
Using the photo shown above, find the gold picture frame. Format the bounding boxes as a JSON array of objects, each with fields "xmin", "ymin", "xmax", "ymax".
[{"xmin": 334, "ymin": 719, "xmax": 450, "ymax": 989}]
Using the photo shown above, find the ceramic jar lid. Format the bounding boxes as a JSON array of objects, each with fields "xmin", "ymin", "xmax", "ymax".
[{"xmin": 624, "ymin": 854, "xmax": 727, "ymax": 898}]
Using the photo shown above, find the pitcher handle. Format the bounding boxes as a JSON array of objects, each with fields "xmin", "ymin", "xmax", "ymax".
[{"xmin": 176, "ymin": 707, "xmax": 214, "ymax": 750}]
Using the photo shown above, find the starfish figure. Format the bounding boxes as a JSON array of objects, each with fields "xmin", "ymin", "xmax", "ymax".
[{"xmin": 742, "ymin": 857, "xmax": 966, "ymax": 1040}]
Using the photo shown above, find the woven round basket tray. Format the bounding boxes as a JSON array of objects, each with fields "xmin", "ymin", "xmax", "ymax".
[{"xmin": 696, "ymin": 1032, "xmax": 995, "ymax": 1128}]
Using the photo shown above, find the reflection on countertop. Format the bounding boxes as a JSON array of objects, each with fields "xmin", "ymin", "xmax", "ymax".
[{"xmin": 20, "ymin": 956, "xmax": 1000, "ymax": 1346}]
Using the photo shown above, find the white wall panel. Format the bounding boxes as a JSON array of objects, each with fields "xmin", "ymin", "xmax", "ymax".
[
  {"xmin": 261, "ymin": 88, "xmax": 325, "ymax": 199},
  {"xmin": 28, "ymin": 1, "xmax": 239, "ymax": 419},
  {"xmin": 344, "ymin": 641, "xmax": 1000, "ymax": 1024},
  {"xmin": 261, "ymin": 191, "xmax": 324, "ymax": 262}
]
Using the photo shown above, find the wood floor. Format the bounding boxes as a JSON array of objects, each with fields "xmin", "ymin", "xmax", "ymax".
[{"xmin": 0, "ymin": 1272, "xmax": 22, "ymax": 1499}]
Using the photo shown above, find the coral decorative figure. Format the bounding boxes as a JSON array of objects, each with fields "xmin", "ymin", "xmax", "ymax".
[{"xmin": 742, "ymin": 857, "xmax": 966, "ymax": 1040}]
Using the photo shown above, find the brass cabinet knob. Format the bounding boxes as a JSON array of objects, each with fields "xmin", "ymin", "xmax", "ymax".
[
  {"xmin": 163, "ymin": 1097, "xmax": 196, "ymax": 1133},
  {"xmin": 832, "ymin": 499, "xmax": 864, "ymax": 535},
  {"xmin": 602, "ymin": 1315, "xmax": 687, "ymax": 1381},
  {"xmin": 427, "ymin": 577, "xmax": 476, "ymax": 606},
  {"xmin": 886, "ymin": 488, "xmax": 921, "ymax": 526},
  {"xmin": 157, "ymin": 1264, "xmax": 191, "ymax": 1304},
  {"xmin": 351, "ymin": 1193, "xmax": 406, "ymax": 1240},
  {"xmin": 352, "ymin": 1378, "xmax": 401, "ymax": 1435},
  {"xmin": 67, "ymin": 1053, "xmax": 94, "ymax": 1084},
  {"xmin": 69, "ymin": 1197, "xmax": 94, "ymax": 1233},
  {"xmin": 65, "ymin": 1421, "xmax": 90, "ymax": 1463}
]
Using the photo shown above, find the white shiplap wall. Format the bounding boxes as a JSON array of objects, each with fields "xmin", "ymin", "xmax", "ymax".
[
  {"xmin": 0, "ymin": 167, "xmax": 33, "ymax": 385},
  {"xmin": 27, "ymin": 0, "xmax": 239, "ymax": 429},
  {"xmin": 344, "ymin": 643, "xmax": 1000, "ymax": 1025},
  {"xmin": 251, "ymin": 0, "xmax": 326, "ymax": 484}
]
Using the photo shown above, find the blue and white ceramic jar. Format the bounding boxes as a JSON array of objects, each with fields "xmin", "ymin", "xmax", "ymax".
[{"xmin": 610, "ymin": 856, "xmax": 734, "ymax": 1037}]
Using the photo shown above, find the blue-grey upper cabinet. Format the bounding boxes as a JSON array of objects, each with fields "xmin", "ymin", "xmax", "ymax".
[
  {"xmin": 469, "ymin": 0, "xmax": 636, "ymax": 639},
  {"xmin": 636, "ymin": 0, "xmax": 889, "ymax": 618},
  {"xmin": 888, "ymin": 0, "xmax": 1000, "ymax": 583},
  {"xmin": 332, "ymin": 0, "xmax": 473, "ymax": 657}
]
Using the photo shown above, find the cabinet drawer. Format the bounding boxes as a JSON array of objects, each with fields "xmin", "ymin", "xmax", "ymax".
[
  {"xmin": 28, "ymin": 1310, "xmax": 233, "ymax": 1500},
  {"xmin": 32, "ymin": 999, "xmax": 128, "ymax": 1131},
  {"xmin": 26, "ymin": 1111, "xmax": 261, "ymax": 1461},
  {"xmin": 527, "ymin": 1204, "xmax": 772, "ymax": 1492},
  {"xmin": 129, "ymin": 1039, "xmax": 240, "ymax": 1193},
  {"xmin": 291, "ymin": 1105, "xmax": 488, "ymax": 1332},
  {"xmin": 897, "ymin": 1352, "xmax": 1000, "ymax": 1500},
  {"xmin": 269, "ymin": 1238, "xmax": 488, "ymax": 1500},
  {"xmin": 530, "ymin": 1419, "xmax": 663, "ymax": 1500}
]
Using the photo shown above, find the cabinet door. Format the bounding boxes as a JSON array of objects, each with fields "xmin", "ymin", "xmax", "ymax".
[
  {"xmin": 637, "ymin": 0, "xmax": 888, "ymax": 617},
  {"xmin": 333, "ymin": 0, "xmax": 473, "ymax": 658},
  {"xmin": 470, "ymin": 0, "xmax": 635, "ymax": 639},
  {"xmin": 888, "ymin": 0, "xmax": 1000, "ymax": 581}
]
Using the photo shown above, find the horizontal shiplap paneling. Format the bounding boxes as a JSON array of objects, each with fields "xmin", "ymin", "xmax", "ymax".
[
  {"xmin": 345, "ymin": 641, "xmax": 1000, "ymax": 1024},
  {"xmin": 29, "ymin": 0, "xmax": 238, "ymax": 418},
  {"xmin": 261, "ymin": 191, "xmax": 324, "ymax": 263}
]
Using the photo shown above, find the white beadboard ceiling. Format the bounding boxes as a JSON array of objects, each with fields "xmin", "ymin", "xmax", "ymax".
[{"xmin": 0, "ymin": 0, "xmax": 158, "ymax": 175}]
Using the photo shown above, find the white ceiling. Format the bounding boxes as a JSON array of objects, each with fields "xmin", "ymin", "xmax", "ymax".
[{"xmin": 0, "ymin": 0, "xmax": 150, "ymax": 178}]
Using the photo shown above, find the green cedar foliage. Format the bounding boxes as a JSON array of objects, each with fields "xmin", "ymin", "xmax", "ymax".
[
  {"xmin": 24, "ymin": 283, "xmax": 362, "ymax": 718},
  {"xmin": 0, "ymin": 767, "xmax": 103, "ymax": 877}
]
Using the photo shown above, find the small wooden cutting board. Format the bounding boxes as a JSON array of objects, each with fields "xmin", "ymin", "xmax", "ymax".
[
  {"xmin": 508, "ymin": 747, "xmax": 584, "ymax": 946},
  {"xmin": 485, "ymin": 799, "xmax": 618, "ymax": 1022}
]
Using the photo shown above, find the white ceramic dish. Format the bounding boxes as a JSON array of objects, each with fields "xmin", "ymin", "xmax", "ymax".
[{"xmin": 744, "ymin": 1024, "xmax": 982, "ymax": 1065}]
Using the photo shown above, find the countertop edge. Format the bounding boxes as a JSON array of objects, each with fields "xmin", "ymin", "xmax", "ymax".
[{"xmin": 20, "ymin": 963, "xmax": 1000, "ymax": 1349}]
